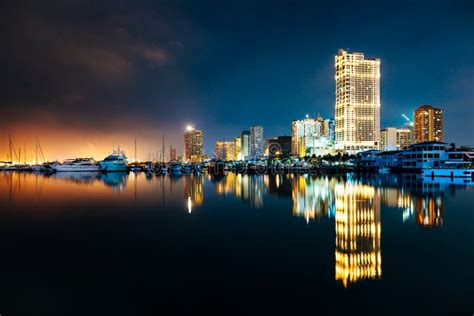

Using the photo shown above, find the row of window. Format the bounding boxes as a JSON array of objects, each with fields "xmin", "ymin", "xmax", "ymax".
[{"xmin": 404, "ymin": 153, "xmax": 440, "ymax": 159}]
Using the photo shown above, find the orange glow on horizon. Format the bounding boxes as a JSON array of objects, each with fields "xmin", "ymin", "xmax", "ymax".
[{"xmin": 0, "ymin": 123, "xmax": 182, "ymax": 162}]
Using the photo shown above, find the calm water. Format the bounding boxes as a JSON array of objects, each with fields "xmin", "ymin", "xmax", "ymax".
[{"xmin": 0, "ymin": 171, "xmax": 472, "ymax": 315}]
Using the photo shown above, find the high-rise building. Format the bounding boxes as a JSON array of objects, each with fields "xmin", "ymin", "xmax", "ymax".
[
  {"xmin": 241, "ymin": 131, "xmax": 250, "ymax": 160},
  {"xmin": 414, "ymin": 105, "xmax": 443, "ymax": 143},
  {"xmin": 292, "ymin": 114, "xmax": 335, "ymax": 157},
  {"xmin": 250, "ymin": 125, "xmax": 264, "ymax": 159},
  {"xmin": 292, "ymin": 115, "xmax": 321, "ymax": 157},
  {"xmin": 396, "ymin": 128, "xmax": 411, "ymax": 150},
  {"xmin": 335, "ymin": 49, "xmax": 381, "ymax": 153},
  {"xmin": 234, "ymin": 137, "xmax": 241, "ymax": 160},
  {"xmin": 214, "ymin": 141, "xmax": 235, "ymax": 160},
  {"xmin": 183, "ymin": 126, "xmax": 204, "ymax": 162}
]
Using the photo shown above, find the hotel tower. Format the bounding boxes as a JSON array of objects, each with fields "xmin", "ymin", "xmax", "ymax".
[
  {"xmin": 335, "ymin": 49, "xmax": 381, "ymax": 153},
  {"xmin": 184, "ymin": 126, "xmax": 204, "ymax": 162}
]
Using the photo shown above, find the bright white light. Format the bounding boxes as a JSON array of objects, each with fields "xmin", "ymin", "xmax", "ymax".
[{"xmin": 186, "ymin": 125, "xmax": 194, "ymax": 132}]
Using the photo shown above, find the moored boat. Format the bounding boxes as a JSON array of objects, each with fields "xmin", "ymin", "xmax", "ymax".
[
  {"xmin": 169, "ymin": 161, "xmax": 182, "ymax": 175},
  {"xmin": 54, "ymin": 158, "xmax": 100, "ymax": 172},
  {"xmin": 98, "ymin": 150, "xmax": 128, "ymax": 172}
]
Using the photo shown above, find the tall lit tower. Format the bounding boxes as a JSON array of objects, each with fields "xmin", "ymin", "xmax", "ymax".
[
  {"xmin": 241, "ymin": 131, "xmax": 250, "ymax": 160},
  {"xmin": 184, "ymin": 125, "xmax": 204, "ymax": 162},
  {"xmin": 335, "ymin": 49, "xmax": 381, "ymax": 153},
  {"xmin": 250, "ymin": 125, "xmax": 264, "ymax": 159},
  {"xmin": 414, "ymin": 105, "xmax": 443, "ymax": 143}
]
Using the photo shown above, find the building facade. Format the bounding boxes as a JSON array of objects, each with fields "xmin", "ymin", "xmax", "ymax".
[
  {"xmin": 267, "ymin": 136, "xmax": 292, "ymax": 159},
  {"xmin": 414, "ymin": 105, "xmax": 443, "ymax": 143},
  {"xmin": 292, "ymin": 115, "xmax": 321, "ymax": 157},
  {"xmin": 234, "ymin": 137, "xmax": 241, "ymax": 160},
  {"xmin": 184, "ymin": 127, "xmax": 204, "ymax": 162},
  {"xmin": 380, "ymin": 127, "xmax": 412, "ymax": 151},
  {"xmin": 241, "ymin": 131, "xmax": 250, "ymax": 160},
  {"xmin": 250, "ymin": 125, "xmax": 264, "ymax": 159},
  {"xmin": 170, "ymin": 146, "xmax": 177, "ymax": 161},
  {"xmin": 214, "ymin": 141, "xmax": 235, "ymax": 160},
  {"xmin": 335, "ymin": 49, "xmax": 381, "ymax": 153},
  {"xmin": 292, "ymin": 115, "xmax": 335, "ymax": 157}
]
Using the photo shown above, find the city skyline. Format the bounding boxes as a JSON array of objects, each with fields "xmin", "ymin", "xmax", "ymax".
[{"xmin": 1, "ymin": 1, "xmax": 473, "ymax": 161}]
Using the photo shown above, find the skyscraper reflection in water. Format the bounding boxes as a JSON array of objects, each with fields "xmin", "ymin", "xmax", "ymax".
[
  {"xmin": 214, "ymin": 173, "xmax": 266, "ymax": 208},
  {"xmin": 334, "ymin": 181, "xmax": 382, "ymax": 287},
  {"xmin": 291, "ymin": 175, "xmax": 336, "ymax": 223},
  {"xmin": 183, "ymin": 175, "xmax": 204, "ymax": 213}
]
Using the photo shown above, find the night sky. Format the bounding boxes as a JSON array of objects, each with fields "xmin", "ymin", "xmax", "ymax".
[{"xmin": 1, "ymin": 0, "xmax": 473, "ymax": 160}]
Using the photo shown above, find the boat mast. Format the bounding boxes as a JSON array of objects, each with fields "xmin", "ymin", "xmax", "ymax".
[
  {"xmin": 8, "ymin": 134, "xmax": 13, "ymax": 164},
  {"xmin": 36, "ymin": 137, "xmax": 46, "ymax": 163},
  {"xmin": 162, "ymin": 134, "xmax": 165, "ymax": 163},
  {"xmin": 134, "ymin": 136, "xmax": 137, "ymax": 162}
]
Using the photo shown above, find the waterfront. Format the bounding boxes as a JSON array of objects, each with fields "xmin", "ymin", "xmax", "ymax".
[{"xmin": 0, "ymin": 172, "xmax": 472, "ymax": 314}]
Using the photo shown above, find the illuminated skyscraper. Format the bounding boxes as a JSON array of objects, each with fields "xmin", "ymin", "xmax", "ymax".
[
  {"xmin": 335, "ymin": 182, "xmax": 382, "ymax": 287},
  {"xmin": 241, "ymin": 131, "xmax": 250, "ymax": 160},
  {"xmin": 292, "ymin": 115, "xmax": 321, "ymax": 157},
  {"xmin": 214, "ymin": 140, "xmax": 235, "ymax": 160},
  {"xmin": 250, "ymin": 125, "xmax": 264, "ymax": 159},
  {"xmin": 183, "ymin": 126, "xmax": 204, "ymax": 162},
  {"xmin": 414, "ymin": 105, "xmax": 443, "ymax": 143},
  {"xmin": 234, "ymin": 137, "xmax": 241, "ymax": 160},
  {"xmin": 335, "ymin": 49, "xmax": 381, "ymax": 153}
]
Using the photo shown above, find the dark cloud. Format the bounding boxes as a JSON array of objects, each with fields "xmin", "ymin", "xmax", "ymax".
[{"xmin": 0, "ymin": 0, "xmax": 186, "ymax": 132}]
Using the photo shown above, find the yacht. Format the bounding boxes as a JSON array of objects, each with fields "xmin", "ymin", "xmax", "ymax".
[
  {"xmin": 32, "ymin": 163, "xmax": 54, "ymax": 172},
  {"xmin": 98, "ymin": 150, "xmax": 128, "ymax": 172},
  {"xmin": 54, "ymin": 158, "xmax": 100, "ymax": 172},
  {"xmin": 169, "ymin": 161, "xmax": 182, "ymax": 175}
]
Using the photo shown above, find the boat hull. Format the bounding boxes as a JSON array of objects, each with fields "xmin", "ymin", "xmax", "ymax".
[
  {"xmin": 54, "ymin": 165, "xmax": 101, "ymax": 172},
  {"xmin": 422, "ymin": 168, "xmax": 474, "ymax": 179},
  {"xmin": 99, "ymin": 162, "xmax": 128, "ymax": 172}
]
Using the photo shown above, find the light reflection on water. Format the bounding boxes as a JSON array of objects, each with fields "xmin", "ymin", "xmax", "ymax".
[{"xmin": 0, "ymin": 171, "xmax": 472, "ymax": 292}]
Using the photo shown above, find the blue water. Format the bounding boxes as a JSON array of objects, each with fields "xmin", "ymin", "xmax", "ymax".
[{"xmin": 0, "ymin": 172, "xmax": 472, "ymax": 315}]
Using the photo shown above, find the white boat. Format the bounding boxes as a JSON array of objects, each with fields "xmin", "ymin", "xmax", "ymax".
[
  {"xmin": 32, "ymin": 163, "xmax": 54, "ymax": 172},
  {"xmin": 54, "ymin": 158, "xmax": 101, "ymax": 172},
  {"xmin": 98, "ymin": 150, "xmax": 128, "ymax": 172}
]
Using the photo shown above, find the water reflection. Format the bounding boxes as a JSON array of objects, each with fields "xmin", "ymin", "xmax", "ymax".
[
  {"xmin": 0, "ymin": 171, "xmax": 470, "ymax": 288},
  {"xmin": 334, "ymin": 181, "xmax": 382, "ymax": 287},
  {"xmin": 184, "ymin": 175, "xmax": 204, "ymax": 213},
  {"xmin": 292, "ymin": 175, "xmax": 336, "ymax": 223}
]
